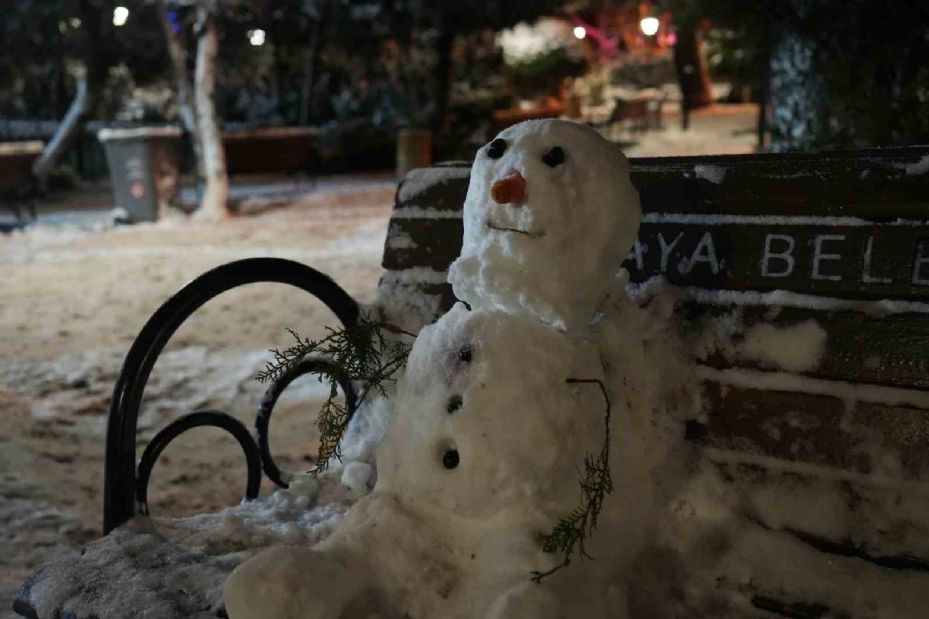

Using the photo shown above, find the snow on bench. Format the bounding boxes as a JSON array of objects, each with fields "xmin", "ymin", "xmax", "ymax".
[{"xmin": 376, "ymin": 146, "xmax": 929, "ymax": 618}]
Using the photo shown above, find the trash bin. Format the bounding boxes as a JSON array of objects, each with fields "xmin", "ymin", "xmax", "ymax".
[
  {"xmin": 98, "ymin": 126, "xmax": 181, "ymax": 223},
  {"xmin": 396, "ymin": 128, "xmax": 432, "ymax": 179}
]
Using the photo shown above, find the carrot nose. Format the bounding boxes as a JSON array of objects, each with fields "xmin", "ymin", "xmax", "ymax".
[{"xmin": 491, "ymin": 173, "xmax": 527, "ymax": 205}]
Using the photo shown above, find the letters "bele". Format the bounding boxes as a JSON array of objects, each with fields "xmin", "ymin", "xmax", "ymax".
[
  {"xmin": 761, "ymin": 233, "xmax": 929, "ymax": 286},
  {"xmin": 625, "ymin": 225, "xmax": 929, "ymax": 290}
]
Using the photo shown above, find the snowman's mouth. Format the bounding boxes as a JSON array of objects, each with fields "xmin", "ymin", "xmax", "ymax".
[{"xmin": 485, "ymin": 220, "xmax": 546, "ymax": 238}]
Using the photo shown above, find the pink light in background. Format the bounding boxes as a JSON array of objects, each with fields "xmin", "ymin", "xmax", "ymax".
[{"xmin": 568, "ymin": 16, "xmax": 620, "ymax": 60}]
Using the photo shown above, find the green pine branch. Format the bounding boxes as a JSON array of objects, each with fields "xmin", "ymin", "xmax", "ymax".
[
  {"xmin": 532, "ymin": 378, "xmax": 613, "ymax": 583},
  {"xmin": 257, "ymin": 314, "xmax": 414, "ymax": 474}
]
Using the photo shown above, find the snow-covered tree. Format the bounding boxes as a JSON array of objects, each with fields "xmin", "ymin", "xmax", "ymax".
[
  {"xmin": 668, "ymin": 0, "xmax": 929, "ymax": 150},
  {"xmin": 371, "ymin": 0, "xmax": 563, "ymax": 134}
]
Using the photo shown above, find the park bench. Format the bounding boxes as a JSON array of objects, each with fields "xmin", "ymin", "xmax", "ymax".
[
  {"xmin": 587, "ymin": 94, "xmax": 660, "ymax": 138},
  {"xmin": 0, "ymin": 141, "xmax": 41, "ymax": 232},
  {"xmin": 14, "ymin": 143, "xmax": 929, "ymax": 618},
  {"xmin": 222, "ymin": 127, "xmax": 319, "ymax": 175}
]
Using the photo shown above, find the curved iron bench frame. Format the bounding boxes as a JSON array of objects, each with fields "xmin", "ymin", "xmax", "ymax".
[{"xmin": 103, "ymin": 257, "xmax": 361, "ymax": 534}]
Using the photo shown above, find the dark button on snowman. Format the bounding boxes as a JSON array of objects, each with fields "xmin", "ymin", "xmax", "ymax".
[{"xmin": 225, "ymin": 119, "xmax": 644, "ymax": 619}]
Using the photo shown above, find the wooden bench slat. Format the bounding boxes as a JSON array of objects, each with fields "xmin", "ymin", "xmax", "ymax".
[
  {"xmin": 691, "ymin": 382, "xmax": 929, "ymax": 481},
  {"xmin": 631, "ymin": 221, "xmax": 929, "ymax": 300},
  {"xmin": 388, "ymin": 214, "xmax": 929, "ymax": 300},
  {"xmin": 376, "ymin": 280, "xmax": 929, "ymax": 393},
  {"xmin": 395, "ymin": 166, "xmax": 471, "ymax": 213},
  {"xmin": 395, "ymin": 147, "xmax": 929, "ymax": 218},
  {"xmin": 711, "ymin": 460, "xmax": 929, "ymax": 561},
  {"xmin": 632, "ymin": 146, "xmax": 929, "ymax": 218},
  {"xmin": 683, "ymin": 464, "xmax": 929, "ymax": 619},
  {"xmin": 382, "ymin": 218, "xmax": 463, "ymax": 271},
  {"xmin": 689, "ymin": 305, "xmax": 929, "ymax": 391},
  {"xmin": 675, "ymin": 483, "xmax": 929, "ymax": 618},
  {"xmin": 682, "ymin": 548, "xmax": 929, "ymax": 619}
]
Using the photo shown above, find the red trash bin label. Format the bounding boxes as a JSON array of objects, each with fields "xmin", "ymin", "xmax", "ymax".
[{"xmin": 130, "ymin": 180, "xmax": 145, "ymax": 199}]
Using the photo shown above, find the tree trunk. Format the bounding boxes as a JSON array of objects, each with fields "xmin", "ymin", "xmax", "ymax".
[
  {"xmin": 32, "ymin": 77, "xmax": 95, "ymax": 179},
  {"xmin": 432, "ymin": 25, "xmax": 454, "ymax": 135},
  {"xmin": 158, "ymin": 1, "xmax": 202, "ymax": 178},
  {"xmin": 673, "ymin": 28, "xmax": 714, "ymax": 130},
  {"xmin": 768, "ymin": 26, "xmax": 825, "ymax": 152},
  {"xmin": 32, "ymin": 0, "xmax": 105, "ymax": 181},
  {"xmin": 193, "ymin": 5, "xmax": 229, "ymax": 220},
  {"xmin": 756, "ymin": 43, "xmax": 771, "ymax": 151},
  {"xmin": 756, "ymin": 79, "xmax": 768, "ymax": 150},
  {"xmin": 299, "ymin": 14, "xmax": 323, "ymax": 126}
]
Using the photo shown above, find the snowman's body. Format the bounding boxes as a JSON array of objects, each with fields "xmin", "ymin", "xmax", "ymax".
[{"xmin": 225, "ymin": 120, "xmax": 691, "ymax": 618}]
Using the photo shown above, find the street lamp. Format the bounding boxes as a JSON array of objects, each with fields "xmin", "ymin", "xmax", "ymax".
[
  {"xmin": 640, "ymin": 17, "xmax": 659, "ymax": 37},
  {"xmin": 248, "ymin": 29, "xmax": 266, "ymax": 46},
  {"xmin": 113, "ymin": 6, "xmax": 129, "ymax": 27}
]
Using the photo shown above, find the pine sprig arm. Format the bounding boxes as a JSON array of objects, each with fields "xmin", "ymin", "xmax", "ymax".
[
  {"xmin": 256, "ymin": 314, "xmax": 413, "ymax": 474},
  {"xmin": 256, "ymin": 321, "xmax": 415, "ymax": 386},
  {"xmin": 532, "ymin": 378, "xmax": 613, "ymax": 583},
  {"xmin": 256, "ymin": 328, "xmax": 319, "ymax": 384},
  {"xmin": 311, "ymin": 331, "xmax": 411, "ymax": 472}
]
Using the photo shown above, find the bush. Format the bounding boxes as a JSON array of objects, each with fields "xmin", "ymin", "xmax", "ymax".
[{"xmin": 506, "ymin": 47, "xmax": 587, "ymax": 100}]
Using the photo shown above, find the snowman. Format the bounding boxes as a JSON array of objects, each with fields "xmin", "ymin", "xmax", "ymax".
[{"xmin": 224, "ymin": 120, "xmax": 676, "ymax": 619}]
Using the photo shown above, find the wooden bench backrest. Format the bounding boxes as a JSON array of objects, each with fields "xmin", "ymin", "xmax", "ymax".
[{"xmin": 377, "ymin": 146, "xmax": 929, "ymax": 617}]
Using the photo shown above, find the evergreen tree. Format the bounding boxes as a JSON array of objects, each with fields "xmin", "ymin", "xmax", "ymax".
[{"xmin": 667, "ymin": 0, "xmax": 929, "ymax": 150}]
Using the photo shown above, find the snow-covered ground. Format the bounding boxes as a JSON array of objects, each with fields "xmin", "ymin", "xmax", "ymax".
[
  {"xmin": 0, "ymin": 182, "xmax": 396, "ymax": 615},
  {"xmin": 0, "ymin": 107, "xmax": 758, "ymax": 617}
]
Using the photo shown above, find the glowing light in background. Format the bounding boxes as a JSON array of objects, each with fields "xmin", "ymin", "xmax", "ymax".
[
  {"xmin": 113, "ymin": 6, "xmax": 129, "ymax": 27},
  {"xmin": 573, "ymin": 26, "xmax": 587, "ymax": 40},
  {"xmin": 640, "ymin": 16, "xmax": 659, "ymax": 36},
  {"xmin": 167, "ymin": 10, "xmax": 181, "ymax": 33},
  {"xmin": 248, "ymin": 29, "xmax": 266, "ymax": 46}
]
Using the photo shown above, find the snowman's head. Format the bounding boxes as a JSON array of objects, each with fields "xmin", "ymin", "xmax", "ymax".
[{"xmin": 448, "ymin": 119, "xmax": 641, "ymax": 330}]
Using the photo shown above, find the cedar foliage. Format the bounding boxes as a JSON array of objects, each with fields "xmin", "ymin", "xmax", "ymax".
[
  {"xmin": 532, "ymin": 378, "xmax": 613, "ymax": 582},
  {"xmin": 257, "ymin": 315, "xmax": 413, "ymax": 474}
]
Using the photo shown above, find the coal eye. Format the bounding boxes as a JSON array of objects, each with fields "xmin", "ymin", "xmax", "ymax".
[
  {"xmin": 442, "ymin": 449, "xmax": 460, "ymax": 469},
  {"xmin": 487, "ymin": 139, "xmax": 506, "ymax": 159},
  {"xmin": 542, "ymin": 146, "xmax": 565, "ymax": 167},
  {"xmin": 457, "ymin": 345, "xmax": 472, "ymax": 363}
]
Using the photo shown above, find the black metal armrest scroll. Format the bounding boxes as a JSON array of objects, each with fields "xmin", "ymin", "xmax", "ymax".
[
  {"xmin": 104, "ymin": 258, "xmax": 360, "ymax": 533},
  {"xmin": 136, "ymin": 410, "xmax": 263, "ymax": 516}
]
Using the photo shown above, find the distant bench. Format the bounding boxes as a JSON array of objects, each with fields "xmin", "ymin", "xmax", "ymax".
[
  {"xmin": 222, "ymin": 127, "xmax": 318, "ymax": 175},
  {"xmin": 0, "ymin": 141, "xmax": 41, "ymax": 230},
  {"xmin": 14, "ymin": 145, "xmax": 929, "ymax": 618}
]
